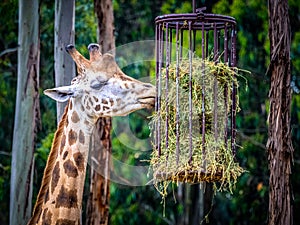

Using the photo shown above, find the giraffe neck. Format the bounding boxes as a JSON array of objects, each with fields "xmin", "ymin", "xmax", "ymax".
[{"xmin": 28, "ymin": 101, "xmax": 95, "ymax": 225}]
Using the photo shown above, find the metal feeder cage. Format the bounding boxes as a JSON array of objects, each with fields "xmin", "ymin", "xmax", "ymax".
[{"xmin": 152, "ymin": 5, "xmax": 239, "ymax": 183}]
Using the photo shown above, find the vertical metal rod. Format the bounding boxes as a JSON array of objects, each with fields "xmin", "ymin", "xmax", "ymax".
[
  {"xmin": 157, "ymin": 23, "xmax": 163, "ymax": 156},
  {"xmin": 201, "ymin": 22, "xmax": 206, "ymax": 163},
  {"xmin": 213, "ymin": 23, "xmax": 219, "ymax": 61},
  {"xmin": 180, "ymin": 29, "xmax": 183, "ymax": 60},
  {"xmin": 213, "ymin": 23, "xmax": 218, "ymax": 142},
  {"xmin": 231, "ymin": 26, "xmax": 237, "ymax": 156},
  {"xmin": 232, "ymin": 27, "xmax": 237, "ymax": 67},
  {"xmin": 155, "ymin": 23, "xmax": 159, "ymax": 153},
  {"xmin": 224, "ymin": 26, "xmax": 228, "ymax": 62},
  {"xmin": 193, "ymin": 0, "xmax": 196, "ymax": 13},
  {"xmin": 165, "ymin": 23, "xmax": 170, "ymax": 150},
  {"xmin": 188, "ymin": 21, "xmax": 193, "ymax": 164},
  {"xmin": 205, "ymin": 30, "xmax": 209, "ymax": 58},
  {"xmin": 175, "ymin": 22, "xmax": 180, "ymax": 165},
  {"xmin": 155, "ymin": 24, "xmax": 159, "ymax": 82},
  {"xmin": 170, "ymin": 28, "xmax": 173, "ymax": 61},
  {"xmin": 218, "ymin": 30, "xmax": 221, "ymax": 62},
  {"xmin": 223, "ymin": 25, "xmax": 229, "ymax": 149}
]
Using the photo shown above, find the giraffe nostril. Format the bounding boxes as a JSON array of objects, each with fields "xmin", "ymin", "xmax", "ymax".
[
  {"xmin": 88, "ymin": 43, "xmax": 100, "ymax": 52},
  {"xmin": 65, "ymin": 44, "xmax": 75, "ymax": 52}
]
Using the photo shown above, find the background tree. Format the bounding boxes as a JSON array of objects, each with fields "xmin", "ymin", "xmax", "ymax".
[
  {"xmin": 54, "ymin": 0, "xmax": 75, "ymax": 121},
  {"xmin": 267, "ymin": 0, "xmax": 293, "ymax": 224},
  {"xmin": 9, "ymin": 0, "xmax": 40, "ymax": 224},
  {"xmin": 85, "ymin": 2, "xmax": 115, "ymax": 224}
]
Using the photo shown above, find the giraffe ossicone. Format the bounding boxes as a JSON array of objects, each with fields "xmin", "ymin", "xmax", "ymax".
[{"xmin": 27, "ymin": 43, "xmax": 155, "ymax": 225}]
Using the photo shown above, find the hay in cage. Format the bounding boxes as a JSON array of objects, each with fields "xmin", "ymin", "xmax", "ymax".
[{"xmin": 150, "ymin": 58, "xmax": 247, "ymax": 194}]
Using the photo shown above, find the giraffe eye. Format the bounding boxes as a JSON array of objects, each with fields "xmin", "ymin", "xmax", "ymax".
[{"xmin": 90, "ymin": 80, "xmax": 104, "ymax": 90}]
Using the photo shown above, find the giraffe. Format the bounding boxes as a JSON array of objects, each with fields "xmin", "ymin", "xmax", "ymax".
[{"xmin": 27, "ymin": 43, "xmax": 155, "ymax": 225}]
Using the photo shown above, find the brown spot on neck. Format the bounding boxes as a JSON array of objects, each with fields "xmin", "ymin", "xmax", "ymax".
[
  {"xmin": 71, "ymin": 111, "xmax": 80, "ymax": 123},
  {"xmin": 68, "ymin": 129, "xmax": 77, "ymax": 145},
  {"xmin": 63, "ymin": 159, "xmax": 78, "ymax": 178},
  {"xmin": 73, "ymin": 152, "xmax": 85, "ymax": 172},
  {"xmin": 78, "ymin": 130, "xmax": 85, "ymax": 144},
  {"xmin": 60, "ymin": 134, "xmax": 66, "ymax": 155},
  {"xmin": 51, "ymin": 162, "xmax": 60, "ymax": 194},
  {"xmin": 62, "ymin": 150, "xmax": 69, "ymax": 160},
  {"xmin": 55, "ymin": 185, "xmax": 78, "ymax": 208},
  {"xmin": 69, "ymin": 100, "xmax": 73, "ymax": 110}
]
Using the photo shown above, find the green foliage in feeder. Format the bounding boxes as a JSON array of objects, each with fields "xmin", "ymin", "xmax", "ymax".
[{"xmin": 150, "ymin": 58, "xmax": 248, "ymax": 195}]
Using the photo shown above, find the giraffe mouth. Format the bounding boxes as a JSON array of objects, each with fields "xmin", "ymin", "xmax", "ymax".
[{"xmin": 138, "ymin": 96, "xmax": 155, "ymax": 108}]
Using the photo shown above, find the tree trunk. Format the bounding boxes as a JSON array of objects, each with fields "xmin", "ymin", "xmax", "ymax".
[
  {"xmin": 86, "ymin": 118, "xmax": 112, "ymax": 225},
  {"xmin": 94, "ymin": 0, "xmax": 115, "ymax": 55},
  {"xmin": 54, "ymin": 0, "xmax": 75, "ymax": 122},
  {"xmin": 267, "ymin": 0, "xmax": 294, "ymax": 225},
  {"xmin": 10, "ymin": 0, "xmax": 40, "ymax": 224},
  {"xmin": 86, "ymin": 1, "xmax": 115, "ymax": 224},
  {"xmin": 176, "ymin": 183, "xmax": 213, "ymax": 225}
]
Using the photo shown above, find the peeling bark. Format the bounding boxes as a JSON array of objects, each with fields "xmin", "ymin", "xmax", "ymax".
[
  {"xmin": 267, "ymin": 0, "xmax": 294, "ymax": 224},
  {"xmin": 10, "ymin": 1, "xmax": 40, "ymax": 224},
  {"xmin": 86, "ymin": 118, "xmax": 112, "ymax": 225},
  {"xmin": 94, "ymin": 0, "xmax": 115, "ymax": 55}
]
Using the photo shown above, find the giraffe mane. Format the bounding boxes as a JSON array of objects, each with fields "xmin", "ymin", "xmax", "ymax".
[{"xmin": 27, "ymin": 104, "xmax": 69, "ymax": 225}]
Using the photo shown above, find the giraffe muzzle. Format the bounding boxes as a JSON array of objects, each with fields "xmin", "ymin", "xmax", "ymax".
[{"xmin": 138, "ymin": 95, "xmax": 155, "ymax": 109}]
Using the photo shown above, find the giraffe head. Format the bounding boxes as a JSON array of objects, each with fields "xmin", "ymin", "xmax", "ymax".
[{"xmin": 45, "ymin": 43, "xmax": 155, "ymax": 121}]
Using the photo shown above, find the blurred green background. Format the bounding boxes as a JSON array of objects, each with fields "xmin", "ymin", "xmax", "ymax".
[{"xmin": 0, "ymin": 0, "xmax": 299, "ymax": 224}]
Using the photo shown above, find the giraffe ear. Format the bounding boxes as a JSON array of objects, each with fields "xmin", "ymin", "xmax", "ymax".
[{"xmin": 44, "ymin": 86, "xmax": 77, "ymax": 102}]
